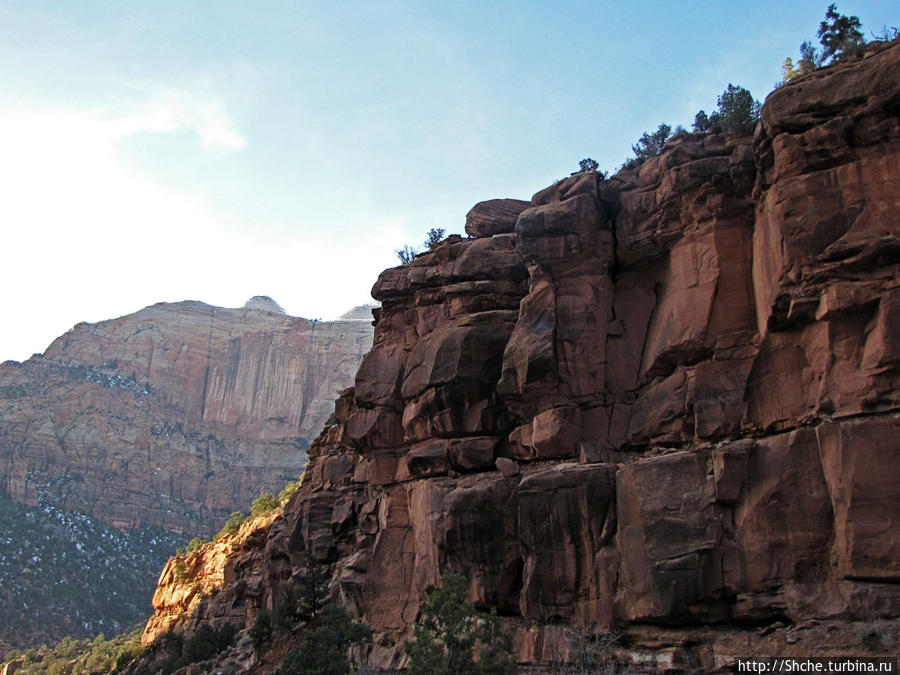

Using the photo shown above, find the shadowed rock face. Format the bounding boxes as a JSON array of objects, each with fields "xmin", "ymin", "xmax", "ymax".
[
  {"xmin": 0, "ymin": 300, "xmax": 372, "ymax": 535},
  {"xmin": 143, "ymin": 42, "xmax": 900, "ymax": 671}
]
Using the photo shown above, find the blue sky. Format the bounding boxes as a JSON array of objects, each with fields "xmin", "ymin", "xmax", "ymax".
[{"xmin": 0, "ymin": 1, "xmax": 895, "ymax": 362}]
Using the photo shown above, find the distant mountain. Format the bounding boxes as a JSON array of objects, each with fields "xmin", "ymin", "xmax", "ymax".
[
  {"xmin": 0, "ymin": 297, "xmax": 372, "ymax": 649},
  {"xmin": 0, "ymin": 298, "xmax": 372, "ymax": 536},
  {"xmin": 338, "ymin": 303, "xmax": 379, "ymax": 321}
]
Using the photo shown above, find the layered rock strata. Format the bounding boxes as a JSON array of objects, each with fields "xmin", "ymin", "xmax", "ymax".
[
  {"xmin": 0, "ymin": 299, "xmax": 373, "ymax": 535},
  {"xmin": 142, "ymin": 42, "xmax": 900, "ymax": 671}
]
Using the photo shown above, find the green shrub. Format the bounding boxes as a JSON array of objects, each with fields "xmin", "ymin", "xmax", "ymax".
[
  {"xmin": 152, "ymin": 630, "xmax": 184, "ymax": 660},
  {"xmin": 275, "ymin": 603, "xmax": 371, "ymax": 675},
  {"xmin": 798, "ymin": 39, "xmax": 825, "ymax": 73},
  {"xmin": 784, "ymin": 5, "xmax": 866, "ymax": 82},
  {"xmin": 83, "ymin": 634, "xmax": 114, "ymax": 672},
  {"xmin": 692, "ymin": 110, "xmax": 711, "ymax": 132},
  {"xmin": 711, "ymin": 83, "xmax": 760, "ymax": 135},
  {"xmin": 621, "ymin": 123, "xmax": 671, "ymax": 170},
  {"xmin": 269, "ymin": 550, "xmax": 331, "ymax": 635},
  {"xmin": 181, "ymin": 623, "xmax": 236, "ymax": 664},
  {"xmin": 7, "ymin": 628, "xmax": 147, "ymax": 675},
  {"xmin": 691, "ymin": 84, "xmax": 760, "ymax": 136},
  {"xmin": 172, "ymin": 558, "xmax": 187, "ymax": 580},
  {"xmin": 247, "ymin": 551, "xmax": 333, "ymax": 654},
  {"xmin": 404, "ymin": 571, "xmax": 517, "ymax": 675},
  {"xmin": 215, "ymin": 511, "xmax": 246, "ymax": 539},
  {"xmin": 396, "ymin": 245, "xmax": 418, "ymax": 265},
  {"xmin": 249, "ymin": 608, "xmax": 274, "ymax": 647},
  {"xmin": 185, "ymin": 536, "xmax": 206, "ymax": 553},
  {"xmin": 113, "ymin": 633, "xmax": 145, "ymax": 670},
  {"xmin": 250, "ymin": 492, "xmax": 280, "ymax": 518},
  {"xmin": 397, "ymin": 227, "xmax": 449, "ymax": 265},
  {"xmin": 278, "ymin": 479, "xmax": 301, "ymax": 505},
  {"xmin": 296, "ymin": 551, "xmax": 331, "ymax": 620},
  {"xmin": 273, "ymin": 583, "xmax": 302, "ymax": 633},
  {"xmin": 135, "ymin": 624, "xmax": 235, "ymax": 673},
  {"xmin": 424, "ymin": 228, "xmax": 446, "ymax": 250}
]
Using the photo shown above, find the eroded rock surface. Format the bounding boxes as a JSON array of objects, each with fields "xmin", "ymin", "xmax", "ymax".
[{"xmin": 142, "ymin": 43, "xmax": 900, "ymax": 672}]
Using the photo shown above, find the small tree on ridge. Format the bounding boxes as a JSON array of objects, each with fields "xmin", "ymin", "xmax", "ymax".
[
  {"xmin": 818, "ymin": 3, "xmax": 865, "ymax": 62},
  {"xmin": 692, "ymin": 110, "xmax": 711, "ymax": 132},
  {"xmin": 396, "ymin": 245, "xmax": 418, "ymax": 265},
  {"xmin": 712, "ymin": 84, "xmax": 760, "ymax": 135},
  {"xmin": 424, "ymin": 228, "xmax": 446, "ymax": 250},
  {"xmin": 621, "ymin": 123, "xmax": 672, "ymax": 170}
]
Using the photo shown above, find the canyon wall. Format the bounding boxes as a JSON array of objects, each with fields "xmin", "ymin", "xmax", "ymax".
[
  {"xmin": 143, "ymin": 42, "xmax": 900, "ymax": 671},
  {"xmin": 0, "ymin": 298, "xmax": 373, "ymax": 535}
]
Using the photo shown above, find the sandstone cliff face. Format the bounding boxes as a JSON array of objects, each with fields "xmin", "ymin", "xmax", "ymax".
[
  {"xmin": 0, "ymin": 299, "xmax": 372, "ymax": 535},
  {"xmin": 142, "ymin": 43, "xmax": 900, "ymax": 671}
]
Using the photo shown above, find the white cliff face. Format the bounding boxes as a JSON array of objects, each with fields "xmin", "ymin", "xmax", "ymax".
[
  {"xmin": 338, "ymin": 303, "xmax": 379, "ymax": 321},
  {"xmin": 0, "ymin": 299, "xmax": 372, "ymax": 536},
  {"xmin": 241, "ymin": 295, "xmax": 287, "ymax": 314}
]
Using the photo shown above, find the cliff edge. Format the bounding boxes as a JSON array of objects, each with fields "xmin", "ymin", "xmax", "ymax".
[{"xmin": 141, "ymin": 42, "xmax": 900, "ymax": 672}]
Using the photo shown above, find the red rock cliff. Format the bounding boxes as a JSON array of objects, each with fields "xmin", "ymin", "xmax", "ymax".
[
  {"xmin": 0, "ymin": 299, "xmax": 372, "ymax": 535},
  {"xmin": 142, "ymin": 42, "xmax": 900, "ymax": 671}
]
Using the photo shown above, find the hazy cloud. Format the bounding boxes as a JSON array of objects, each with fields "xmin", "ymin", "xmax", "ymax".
[
  {"xmin": 110, "ymin": 90, "xmax": 246, "ymax": 153},
  {"xmin": 0, "ymin": 92, "xmax": 247, "ymax": 361}
]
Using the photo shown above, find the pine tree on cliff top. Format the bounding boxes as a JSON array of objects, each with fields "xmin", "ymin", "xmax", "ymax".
[{"xmin": 818, "ymin": 3, "xmax": 865, "ymax": 62}]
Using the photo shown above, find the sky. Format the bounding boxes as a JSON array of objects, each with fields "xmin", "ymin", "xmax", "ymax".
[{"xmin": 0, "ymin": 1, "xmax": 896, "ymax": 363}]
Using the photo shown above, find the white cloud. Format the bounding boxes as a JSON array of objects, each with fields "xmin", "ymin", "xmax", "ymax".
[
  {"xmin": 109, "ymin": 91, "xmax": 246, "ymax": 153},
  {"xmin": 0, "ymin": 91, "xmax": 394, "ymax": 363},
  {"xmin": 235, "ymin": 220, "xmax": 405, "ymax": 321},
  {"xmin": 0, "ymin": 93, "xmax": 247, "ymax": 361}
]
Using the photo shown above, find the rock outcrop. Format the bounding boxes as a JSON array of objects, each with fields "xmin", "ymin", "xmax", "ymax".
[
  {"xmin": 141, "ymin": 42, "xmax": 900, "ymax": 671},
  {"xmin": 0, "ymin": 299, "xmax": 373, "ymax": 535}
]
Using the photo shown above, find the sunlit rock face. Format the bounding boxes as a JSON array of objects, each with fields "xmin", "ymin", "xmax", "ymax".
[
  {"xmin": 143, "ymin": 42, "xmax": 900, "ymax": 671},
  {"xmin": 0, "ymin": 299, "xmax": 372, "ymax": 535}
]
